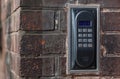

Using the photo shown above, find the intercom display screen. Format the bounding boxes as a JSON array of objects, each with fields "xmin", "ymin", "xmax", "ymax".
[{"xmin": 78, "ymin": 21, "xmax": 91, "ymax": 27}]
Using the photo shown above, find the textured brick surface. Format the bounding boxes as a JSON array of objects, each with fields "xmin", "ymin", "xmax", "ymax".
[
  {"xmin": 20, "ymin": 57, "xmax": 55, "ymax": 76},
  {"xmin": 75, "ymin": 77, "xmax": 100, "ymax": 79},
  {"xmin": 12, "ymin": 0, "xmax": 20, "ymax": 12},
  {"xmin": 20, "ymin": 58, "xmax": 42, "ymax": 76},
  {"xmin": 59, "ymin": 57, "xmax": 66, "ymax": 75},
  {"xmin": 8, "ymin": 33, "xmax": 20, "ymax": 53},
  {"xmin": 101, "ymin": 57, "xmax": 120, "ymax": 76},
  {"xmin": 59, "ymin": 10, "xmax": 67, "ymax": 32},
  {"xmin": 3, "ymin": 0, "xmax": 120, "ymax": 78},
  {"xmin": 88, "ymin": 0, "xmax": 120, "ymax": 8},
  {"xmin": 14, "ymin": 8, "xmax": 20, "ymax": 32},
  {"xmin": 21, "ymin": 10, "xmax": 55, "ymax": 31},
  {"xmin": 1, "ymin": 0, "xmax": 11, "ymax": 20},
  {"xmin": 21, "ymin": 77, "xmax": 69, "ymax": 79},
  {"xmin": 1, "ymin": 0, "xmax": 19, "ymax": 20},
  {"xmin": 5, "ymin": 17, "xmax": 11, "ymax": 33},
  {"xmin": 20, "ymin": 0, "xmax": 68, "ymax": 7},
  {"xmin": 11, "ymin": 53, "xmax": 20, "ymax": 75},
  {"xmin": 102, "ymin": 12, "xmax": 120, "ymax": 31},
  {"xmin": 102, "ymin": 35, "xmax": 120, "ymax": 55},
  {"xmin": 20, "ymin": 34, "xmax": 66, "ymax": 57},
  {"xmin": 42, "ymin": 58, "xmax": 55, "ymax": 76}
]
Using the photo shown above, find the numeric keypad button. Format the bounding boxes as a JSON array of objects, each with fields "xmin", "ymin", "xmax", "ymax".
[
  {"xmin": 78, "ymin": 34, "xmax": 82, "ymax": 37},
  {"xmin": 83, "ymin": 29, "xmax": 87, "ymax": 32},
  {"xmin": 83, "ymin": 44, "xmax": 87, "ymax": 47},
  {"xmin": 78, "ymin": 44, "xmax": 82, "ymax": 47},
  {"xmin": 83, "ymin": 39, "xmax": 87, "ymax": 42},
  {"xmin": 88, "ymin": 29, "xmax": 92, "ymax": 32},
  {"xmin": 88, "ymin": 39, "xmax": 92, "ymax": 42},
  {"xmin": 83, "ymin": 34, "xmax": 87, "ymax": 37},
  {"xmin": 78, "ymin": 39, "xmax": 82, "ymax": 42},
  {"xmin": 78, "ymin": 29, "xmax": 82, "ymax": 32},
  {"xmin": 88, "ymin": 34, "xmax": 92, "ymax": 37}
]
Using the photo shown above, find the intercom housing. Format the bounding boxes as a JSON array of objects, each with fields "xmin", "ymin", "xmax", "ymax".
[{"xmin": 67, "ymin": 4, "xmax": 100, "ymax": 73}]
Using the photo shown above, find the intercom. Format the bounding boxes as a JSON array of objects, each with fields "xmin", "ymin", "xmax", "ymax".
[{"xmin": 67, "ymin": 4, "xmax": 100, "ymax": 73}]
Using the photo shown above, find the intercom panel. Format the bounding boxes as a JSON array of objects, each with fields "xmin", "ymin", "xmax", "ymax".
[{"xmin": 67, "ymin": 4, "xmax": 100, "ymax": 73}]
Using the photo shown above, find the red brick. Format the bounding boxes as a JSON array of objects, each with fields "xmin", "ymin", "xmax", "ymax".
[
  {"xmin": 20, "ymin": 58, "xmax": 42, "ymax": 76},
  {"xmin": 42, "ymin": 58, "xmax": 55, "ymax": 76},
  {"xmin": 39, "ymin": 77, "xmax": 69, "ymax": 79},
  {"xmin": 59, "ymin": 10, "xmax": 67, "ymax": 32},
  {"xmin": 20, "ymin": 10, "xmax": 55, "ymax": 31},
  {"xmin": 20, "ymin": 34, "xmax": 66, "ymax": 57},
  {"xmin": 20, "ymin": 57, "xmax": 55, "ymax": 76},
  {"xmin": 59, "ymin": 57, "xmax": 66, "ymax": 75},
  {"xmin": 102, "ymin": 12, "xmax": 120, "ymax": 31},
  {"xmin": 102, "ymin": 35, "xmax": 120, "ymax": 55},
  {"xmin": 100, "ymin": 57, "xmax": 120, "ymax": 76},
  {"xmin": 88, "ymin": 0, "xmax": 120, "ymax": 8},
  {"xmin": 20, "ymin": 0, "xmax": 67, "ymax": 7},
  {"xmin": 75, "ymin": 77, "xmax": 100, "ymax": 79},
  {"xmin": 21, "ymin": 77, "xmax": 39, "ymax": 79}
]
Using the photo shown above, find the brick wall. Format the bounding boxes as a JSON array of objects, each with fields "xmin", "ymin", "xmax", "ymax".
[{"xmin": 1, "ymin": 0, "xmax": 120, "ymax": 79}]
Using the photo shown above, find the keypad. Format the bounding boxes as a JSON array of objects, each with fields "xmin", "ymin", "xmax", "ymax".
[{"xmin": 78, "ymin": 28, "xmax": 93, "ymax": 48}]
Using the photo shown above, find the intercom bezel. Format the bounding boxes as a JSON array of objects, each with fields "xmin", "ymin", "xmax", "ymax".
[{"xmin": 67, "ymin": 4, "xmax": 100, "ymax": 74}]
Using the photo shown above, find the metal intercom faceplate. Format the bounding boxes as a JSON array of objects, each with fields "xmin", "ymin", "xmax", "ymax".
[{"xmin": 67, "ymin": 4, "xmax": 100, "ymax": 73}]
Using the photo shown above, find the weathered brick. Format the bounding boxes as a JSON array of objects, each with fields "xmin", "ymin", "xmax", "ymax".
[
  {"xmin": 59, "ymin": 10, "xmax": 67, "ymax": 32},
  {"xmin": 9, "ymin": 34, "xmax": 14, "ymax": 52},
  {"xmin": 20, "ymin": 10, "xmax": 55, "ymax": 31},
  {"xmin": 12, "ymin": 0, "xmax": 20, "ymax": 12},
  {"xmin": 59, "ymin": 57, "xmax": 66, "ymax": 75},
  {"xmin": 8, "ymin": 33, "xmax": 20, "ymax": 53},
  {"xmin": 21, "ymin": 77, "xmax": 69, "ymax": 79},
  {"xmin": 39, "ymin": 77, "xmax": 69, "ymax": 79},
  {"xmin": 102, "ymin": 12, "xmax": 120, "ymax": 31},
  {"xmin": 42, "ymin": 58, "xmax": 55, "ymax": 76},
  {"xmin": 78, "ymin": 0, "xmax": 87, "ymax": 3},
  {"xmin": 68, "ymin": 0, "xmax": 87, "ymax": 4},
  {"xmin": 21, "ymin": 77, "xmax": 39, "ymax": 79},
  {"xmin": 13, "ymin": 8, "xmax": 20, "ymax": 32},
  {"xmin": 74, "ymin": 77, "xmax": 100, "ymax": 79},
  {"xmin": 4, "ymin": 8, "xmax": 20, "ymax": 33},
  {"xmin": 6, "ymin": 34, "xmax": 11, "ymax": 52},
  {"xmin": 4, "ymin": 0, "xmax": 12, "ymax": 18},
  {"xmin": 87, "ymin": 0, "xmax": 120, "ymax": 8},
  {"xmin": 102, "ymin": 35, "xmax": 120, "ymax": 55},
  {"xmin": 11, "ymin": 53, "xmax": 20, "ymax": 75},
  {"xmin": 5, "ymin": 17, "xmax": 11, "ymax": 33},
  {"xmin": 100, "ymin": 77, "xmax": 117, "ymax": 79},
  {"xmin": 20, "ymin": 58, "xmax": 42, "ymax": 76},
  {"xmin": 100, "ymin": 57, "xmax": 120, "ymax": 76},
  {"xmin": 20, "ymin": 0, "xmax": 68, "ymax": 7},
  {"xmin": 20, "ymin": 34, "xmax": 66, "ymax": 57},
  {"xmin": 20, "ymin": 57, "xmax": 55, "ymax": 76},
  {"xmin": 1, "ymin": 0, "xmax": 20, "ymax": 19}
]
